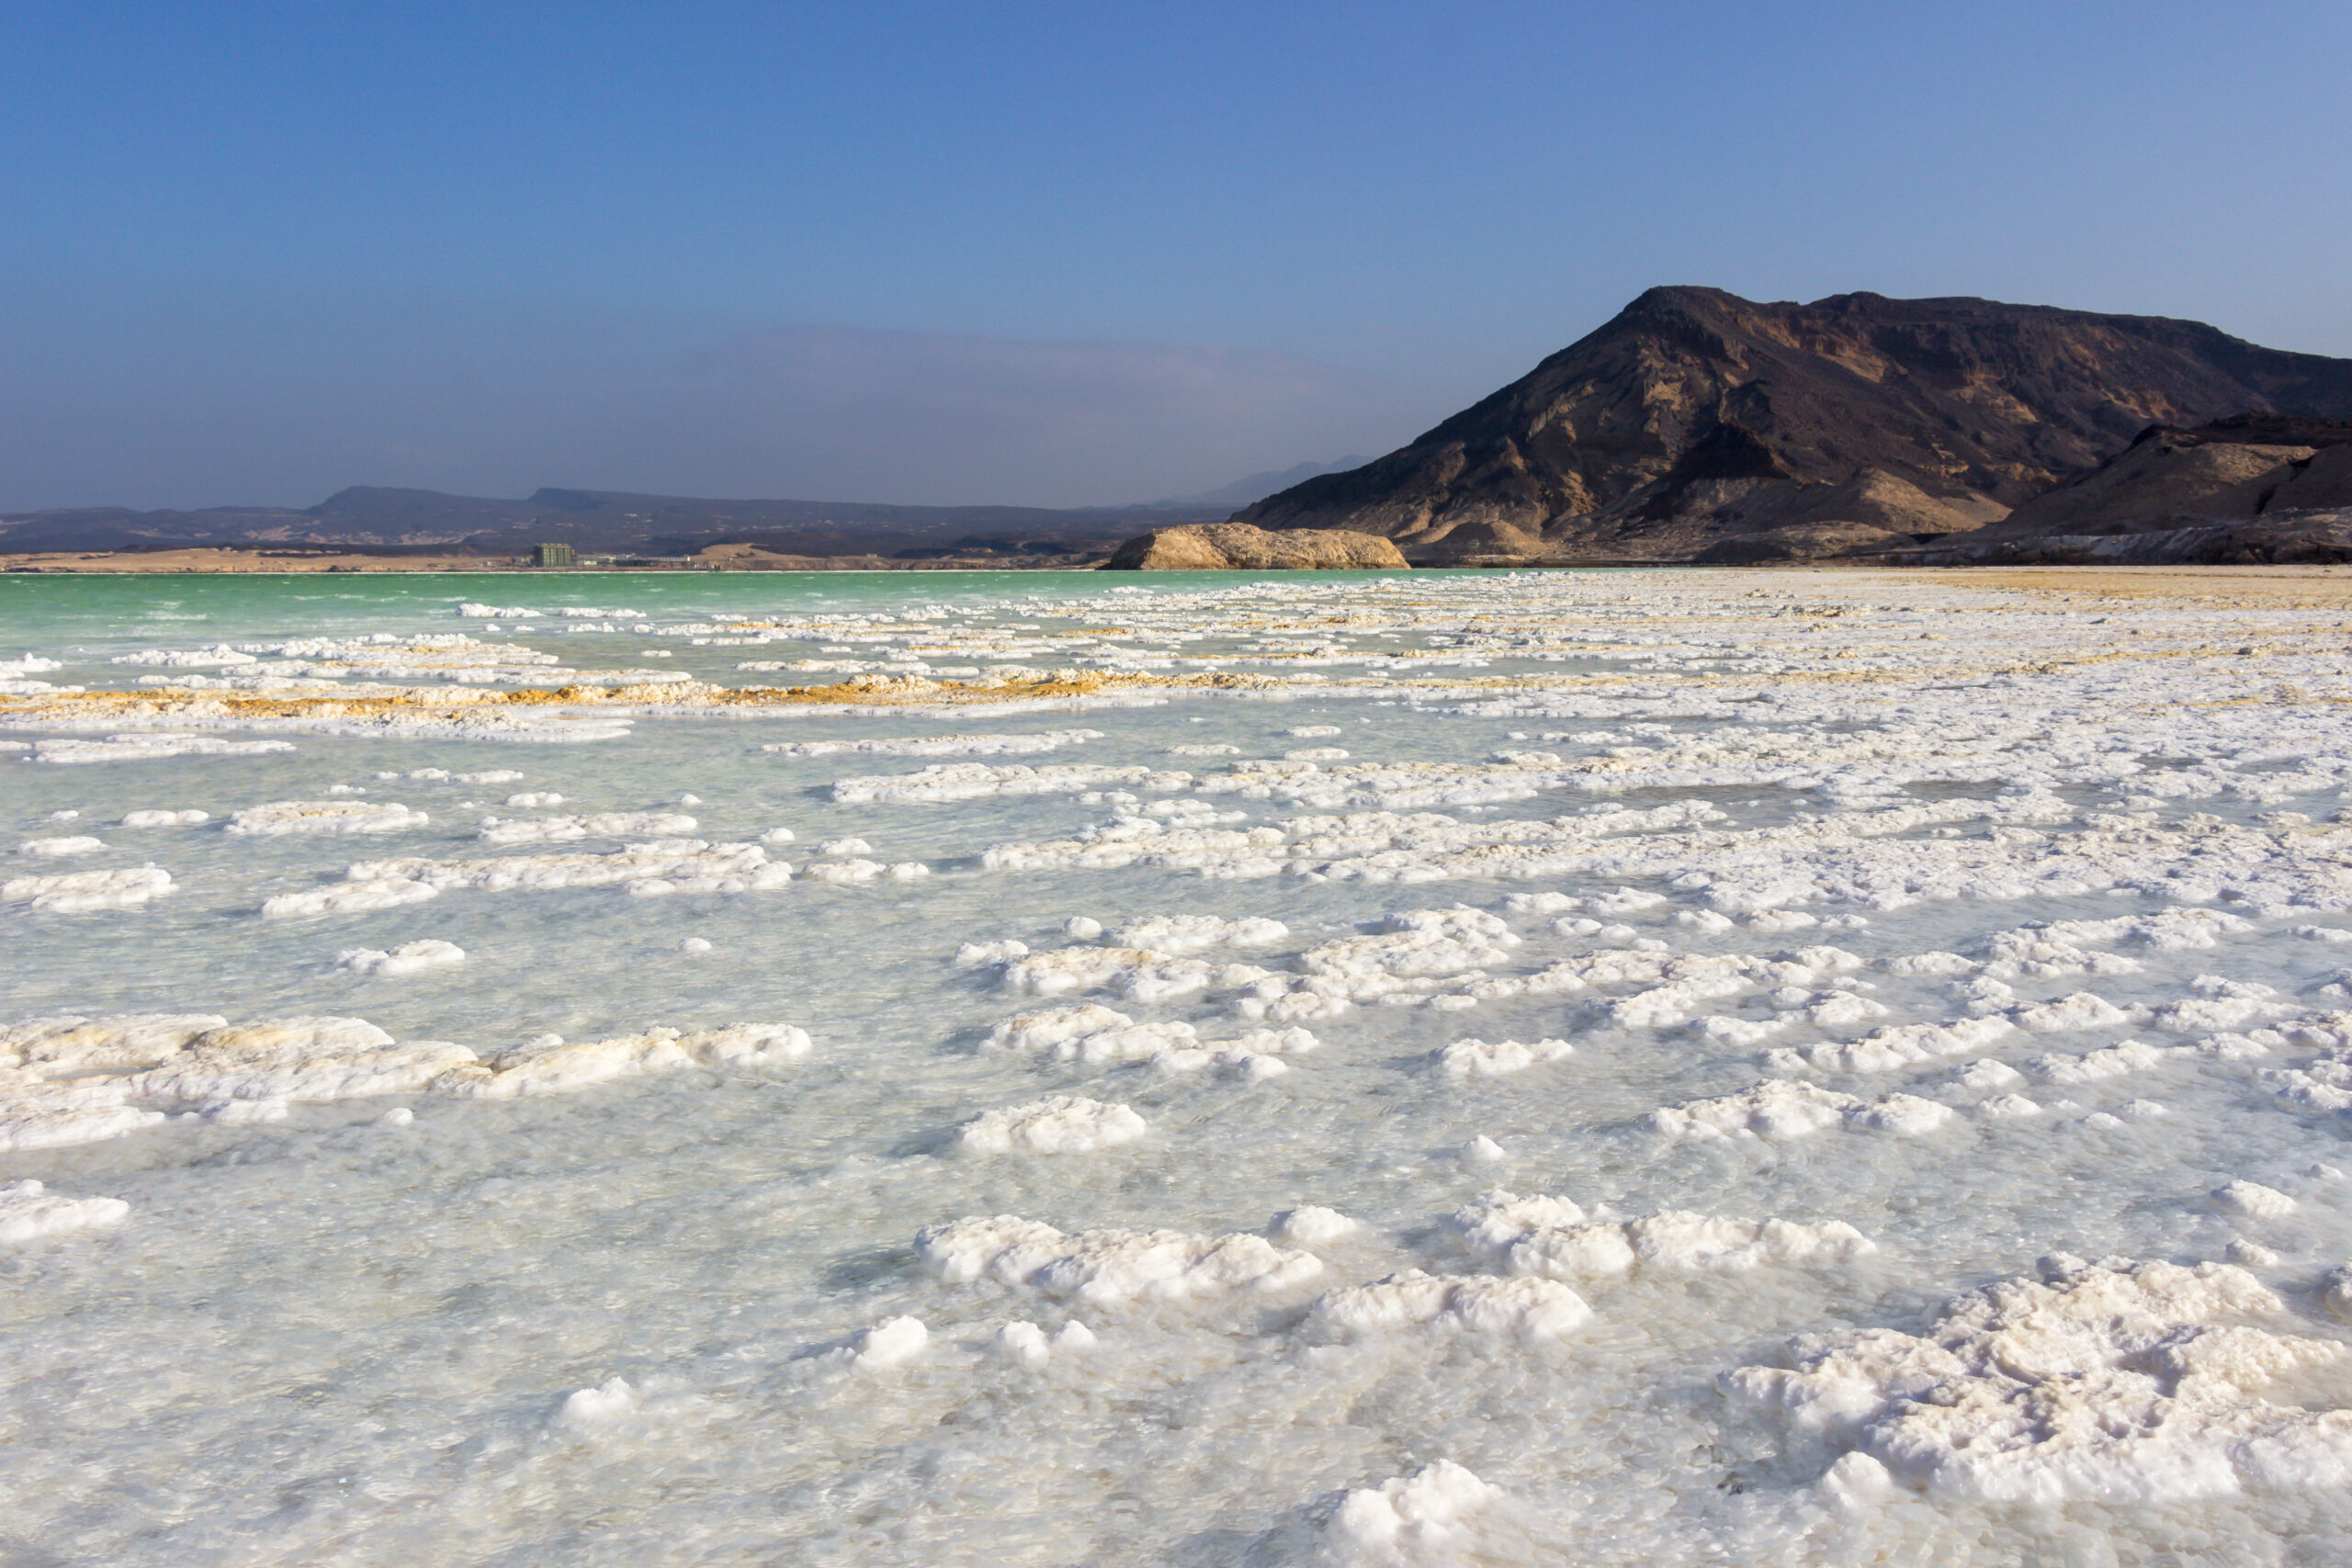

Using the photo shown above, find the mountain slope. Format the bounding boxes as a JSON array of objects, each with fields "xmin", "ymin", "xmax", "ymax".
[{"xmin": 1234, "ymin": 288, "xmax": 2352, "ymax": 563}]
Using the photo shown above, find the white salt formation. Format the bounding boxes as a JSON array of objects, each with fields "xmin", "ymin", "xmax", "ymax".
[
  {"xmin": 916, "ymin": 1215, "xmax": 1322, "ymax": 1303},
  {"xmin": 0, "ymin": 1010, "xmax": 811, "ymax": 1148},
  {"xmin": 957, "ymin": 1096, "xmax": 1147, "ymax": 1154},
  {"xmin": 1726, "ymin": 1256, "xmax": 2352, "ymax": 1503},
  {"xmin": 333, "ymin": 940, "xmax": 466, "ymax": 977},
  {"xmin": 8, "ymin": 567, "xmax": 2352, "ymax": 1561},
  {"xmin": 0, "ymin": 1180, "xmax": 130, "ymax": 1243},
  {"xmin": 226, "ymin": 800, "xmax": 428, "ymax": 835}
]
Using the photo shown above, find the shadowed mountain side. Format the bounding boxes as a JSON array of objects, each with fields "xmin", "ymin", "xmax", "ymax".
[{"xmin": 1234, "ymin": 288, "xmax": 2352, "ymax": 564}]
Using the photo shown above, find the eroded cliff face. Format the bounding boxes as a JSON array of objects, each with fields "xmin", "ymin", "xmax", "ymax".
[
  {"xmin": 1235, "ymin": 288, "xmax": 2352, "ymax": 563},
  {"xmin": 1102, "ymin": 523, "xmax": 1408, "ymax": 570}
]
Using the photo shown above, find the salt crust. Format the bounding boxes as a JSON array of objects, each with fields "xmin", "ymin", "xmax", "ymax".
[
  {"xmin": 1270, "ymin": 1206, "xmax": 1362, "ymax": 1247},
  {"xmin": 119, "ymin": 809, "xmax": 208, "ymax": 827},
  {"xmin": 344, "ymin": 840, "xmax": 792, "ymax": 897},
  {"xmin": 477, "ymin": 811, "xmax": 695, "ymax": 844},
  {"xmin": 915, "ymin": 1214, "xmax": 1323, "ymax": 1304},
  {"xmin": 2214, "ymin": 1179, "xmax": 2297, "ymax": 1218},
  {"xmin": 842, "ymin": 1316, "xmax": 928, "ymax": 1371},
  {"xmin": 763, "ymin": 728, "xmax": 1101, "ymax": 757},
  {"xmin": 1448, "ymin": 1189, "xmax": 1876, "ymax": 1278},
  {"xmin": 1431, "ymin": 1038, "xmax": 1574, "ymax": 1077},
  {"xmin": 225, "ymin": 800, "xmax": 428, "ymax": 836},
  {"xmin": 1767, "ymin": 1015, "xmax": 2014, "ymax": 1075},
  {"xmin": 1309, "ymin": 1269, "xmax": 1591, "ymax": 1341},
  {"xmin": 0, "ymin": 1179, "xmax": 130, "ymax": 1243},
  {"xmin": 29, "ymin": 734, "xmax": 295, "ymax": 764},
  {"xmin": 1324, "ymin": 1461, "xmax": 1532, "ymax": 1567},
  {"xmin": 982, "ymin": 1002, "xmax": 1313, "ymax": 1076},
  {"xmin": 832, "ymin": 761, "xmax": 1193, "ymax": 804},
  {"xmin": 1725, "ymin": 1255, "xmax": 2352, "ymax": 1503},
  {"xmin": 333, "ymin": 940, "xmax": 465, "ymax": 977},
  {"xmin": 1653, "ymin": 1079, "xmax": 1957, "ymax": 1139},
  {"xmin": 261, "ymin": 877, "xmax": 440, "ymax": 919},
  {"xmin": 556, "ymin": 1378, "xmax": 639, "ymax": 1430},
  {"xmin": 1108, "ymin": 913, "xmax": 1289, "ymax": 953},
  {"xmin": 17, "ymin": 836, "xmax": 104, "ymax": 856},
  {"xmin": 2, "ymin": 865, "xmax": 175, "ymax": 912},
  {"xmin": 958, "ymin": 1096, "xmax": 1147, "ymax": 1154},
  {"xmin": 0, "ymin": 1012, "xmax": 810, "ymax": 1148},
  {"xmin": 993, "ymin": 1318, "xmax": 1097, "ymax": 1368}
]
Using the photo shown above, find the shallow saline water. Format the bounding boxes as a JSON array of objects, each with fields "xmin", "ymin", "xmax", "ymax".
[{"xmin": 6, "ymin": 566, "xmax": 2352, "ymax": 1566}]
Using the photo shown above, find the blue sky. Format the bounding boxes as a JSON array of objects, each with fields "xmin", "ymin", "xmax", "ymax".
[{"xmin": 5, "ymin": 1, "xmax": 2348, "ymax": 510}]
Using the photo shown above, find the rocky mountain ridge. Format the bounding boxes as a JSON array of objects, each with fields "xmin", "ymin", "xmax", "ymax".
[{"xmin": 1234, "ymin": 288, "xmax": 2352, "ymax": 564}]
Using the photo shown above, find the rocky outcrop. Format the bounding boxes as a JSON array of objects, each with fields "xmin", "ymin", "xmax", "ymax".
[
  {"xmin": 1234, "ymin": 288, "xmax": 2352, "ymax": 564},
  {"xmin": 1101, "ymin": 524, "xmax": 1408, "ymax": 570},
  {"xmin": 1897, "ymin": 415, "xmax": 2352, "ymax": 565}
]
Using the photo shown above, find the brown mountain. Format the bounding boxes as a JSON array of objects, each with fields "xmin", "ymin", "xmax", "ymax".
[{"xmin": 1233, "ymin": 288, "xmax": 2352, "ymax": 563}]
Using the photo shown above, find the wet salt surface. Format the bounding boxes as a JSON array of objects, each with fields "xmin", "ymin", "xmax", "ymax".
[{"xmin": 6, "ymin": 568, "xmax": 2352, "ymax": 1562}]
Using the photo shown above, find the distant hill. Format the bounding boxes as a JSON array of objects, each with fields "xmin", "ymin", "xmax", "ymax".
[
  {"xmin": 1151, "ymin": 457, "xmax": 1373, "ymax": 509},
  {"xmin": 0, "ymin": 485, "xmax": 1224, "ymax": 560},
  {"xmin": 1233, "ymin": 287, "xmax": 2352, "ymax": 564}
]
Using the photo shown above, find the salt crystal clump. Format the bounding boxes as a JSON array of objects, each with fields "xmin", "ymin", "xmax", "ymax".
[
  {"xmin": 556, "ymin": 1378, "xmax": 639, "ymax": 1429},
  {"xmin": 478, "ymin": 811, "xmax": 693, "ymax": 844},
  {"xmin": 914, "ymin": 1215, "xmax": 1322, "ymax": 1304},
  {"xmin": 1000, "ymin": 946, "xmax": 1272, "ymax": 1003},
  {"xmin": 844, "ymin": 1316, "xmax": 928, "ymax": 1371},
  {"xmin": 119, "ymin": 809, "xmax": 208, "ymax": 828},
  {"xmin": 958, "ymin": 1096, "xmax": 1147, "ymax": 1155},
  {"xmin": 1767, "ymin": 1016, "xmax": 2014, "ymax": 1076},
  {"xmin": 2214, "ymin": 1179, "xmax": 2297, "ymax": 1218},
  {"xmin": 17, "ymin": 837, "xmax": 104, "ymax": 857},
  {"xmin": 1310, "ymin": 1269, "xmax": 1592, "ymax": 1341},
  {"xmin": 1502, "ymin": 892, "xmax": 1579, "ymax": 914},
  {"xmin": 2009, "ymin": 991, "xmax": 2135, "ymax": 1032},
  {"xmin": 1885, "ymin": 951, "xmax": 1976, "ymax": 976},
  {"xmin": 1724, "ymin": 1256, "xmax": 2352, "ymax": 1503},
  {"xmin": 1325, "ymin": 1461, "xmax": 1531, "ymax": 1568},
  {"xmin": 763, "ymin": 729, "xmax": 1100, "ymax": 757},
  {"xmin": 1448, "ymin": 1189, "xmax": 1876, "ymax": 1279},
  {"xmin": 1270, "ymin": 1206, "xmax": 1362, "ymax": 1247},
  {"xmin": 3, "ymin": 866, "xmax": 175, "ymax": 912},
  {"xmin": 1300, "ymin": 907, "xmax": 1520, "ymax": 981},
  {"xmin": 1430, "ymin": 1038, "xmax": 1574, "ymax": 1077},
  {"xmin": 985, "ymin": 1003, "xmax": 1198, "ymax": 1063},
  {"xmin": 954, "ymin": 939, "xmax": 1029, "ymax": 970},
  {"xmin": 2027, "ymin": 1038, "xmax": 2182, "ymax": 1085},
  {"xmin": 1653, "ymin": 1080, "xmax": 1954, "ymax": 1140},
  {"xmin": 833, "ymin": 761, "xmax": 1182, "ymax": 805},
  {"xmin": 503, "ymin": 791, "xmax": 563, "ymax": 807},
  {"xmin": 433, "ymin": 1023, "xmax": 810, "ymax": 1099},
  {"xmin": 347, "ymin": 841, "xmax": 791, "ymax": 897},
  {"xmin": 226, "ymin": 801, "xmax": 428, "ymax": 836},
  {"xmin": 1109, "ymin": 914, "xmax": 1289, "ymax": 953},
  {"xmin": 260, "ymin": 877, "xmax": 439, "ymax": 919},
  {"xmin": 31, "ymin": 734, "xmax": 294, "ymax": 764},
  {"xmin": 334, "ymin": 940, "xmax": 466, "ymax": 977},
  {"xmin": 0, "ymin": 1179, "xmax": 130, "ymax": 1243}
]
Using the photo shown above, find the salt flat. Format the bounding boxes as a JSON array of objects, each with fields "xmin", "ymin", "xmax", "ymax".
[{"xmin": 5, "ymin": 565, "xmax": 2352, "ymax": 1565}]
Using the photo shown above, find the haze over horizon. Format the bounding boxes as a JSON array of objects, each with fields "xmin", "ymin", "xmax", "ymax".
[{"xmin": 6, "ymin": 1, "xmax": 2348, "ymax": 513}]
